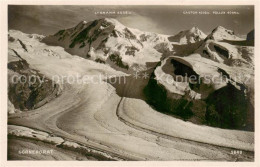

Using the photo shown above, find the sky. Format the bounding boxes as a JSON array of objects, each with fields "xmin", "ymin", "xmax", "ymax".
[{"xmin": 8, "ymin": 5, "xmax": 254, "ymax": 37}]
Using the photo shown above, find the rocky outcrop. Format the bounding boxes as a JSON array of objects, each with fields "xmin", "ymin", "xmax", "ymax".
[
  {"xmin": 195, "ymin": 26, "xmax": 254, "ymax": 68},
  {"xmin": 247, "ymin": 29, "xmax": 254, "ymax": 45},
  {"xmin": 8, "ymin": 50, "xmax": 61, "ymax": 111},
  {"xmin": 144, "ymin": 56, "xmax": 254, "ymax": 130}
]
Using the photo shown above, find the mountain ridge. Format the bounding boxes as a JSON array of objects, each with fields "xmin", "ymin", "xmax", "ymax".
[
  {"xmin": 43, "ymin": 18, "xmax": 172, "ymax": 72},
  {"xmin": 43, "ymin": 18, "xmax": 252, "ymax": 72},
  {"xmin": 168, "ymin": 26, "xmax": 207, "ymax": 44}
]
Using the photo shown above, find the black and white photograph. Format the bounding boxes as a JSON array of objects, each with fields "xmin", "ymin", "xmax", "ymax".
[{"xmin": 1, "ymin": 2, "xmax": 259, "ymax": 165}]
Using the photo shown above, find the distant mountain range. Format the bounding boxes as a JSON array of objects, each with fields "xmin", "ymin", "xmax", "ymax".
[{"xmin": 43, "ymin": 18, "xmax": 253, "ymax": 72}]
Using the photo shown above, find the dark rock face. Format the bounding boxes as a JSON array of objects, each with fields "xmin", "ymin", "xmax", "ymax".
[
  {"xmin": 69, "ymin": 20, "xmax": 102, "ymax": 48},
  {"xmin": 125, "ymin": 46, "xmax": 138, "ymax": 56},
  {"xmin": 205, "ymin": 83, "xmax": 253, "ymax": 131},
  {"xmin": 95, "ymin": 58, "xmax": 105, "ymax": 64},
  {"xmin": 246, "ymin": 30, "xmax": 254, "ymax": 45},
  {"xmin": 123, "ymin": 28, "xmax": 137, "ymax": 40},
  {"xmin": 143, "ymin": 59, "xmax": 253, "ymax": 131},
  {"xmin": 172, "ymin": 41, "xmax": 203, "ymax": 56},
  {"xmin": 143, "ymin": 61, "xmax": 194, "ymax": 120},
  {"xmin": 171, "ymin": 59, "xmax": 199, "ymax": 78},
  {"xmin": 154, "ymin": 42, "xmax": 172, "ymax": 54},
  {"xmin": 214, "ymin": 45, "xmax": 229, "ymax": 59},
  {"xmin": 8, "ymin": 56, "xmax": 60, "ymax": 111},
  {"xmin": 144, "ymin": 72, "xmax": 194, "ymax": 120},
  {"xmin": 109, "ymin": 53, "xmax": 129, "ymax": 70}
]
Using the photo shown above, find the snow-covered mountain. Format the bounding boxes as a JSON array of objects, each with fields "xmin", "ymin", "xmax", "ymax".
[
  {"xmin": 41, "ymin": 20, "xmax": 254, "ymax": 130},
  {"xmin": 205, "ymin": 26, "xmax": 243, "ymax": 41},
  {"xmin": 195, "ymin": 26, "xmax": 253, "ymax": 66},
  {"xmin": 168, "ymin": 27, "xmax": 207, "ymax": 44},
  {"xmin": 8, "ymin": 32, "xmax": 62, "ymax": 113},
  {"xmin": 43, "ymin": 18, "xmax": 172, "ymax": 72},
  {"xmin": 8, "ymin": 18, "xmax": 254, "ymax": 133},
  {"xmin": 147, "ymin": 26, "xmax": 254, "ymax": 130}
]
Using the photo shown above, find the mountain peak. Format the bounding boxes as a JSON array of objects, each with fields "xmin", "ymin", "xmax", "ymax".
[
  {"xmin": 207, "ymin": 26, "xmax": 242, "ymax": 41},
  {"xmin": 73, "ymin": 18, "xmax": 124, "ymax": 31},
  {"xmin": 190, "ymin": 26, "xmax": 199, "ymax": 32},
  {"xmin": 214, "ymin": 26, "xmax": 226, "ymax": 30},
  {"xmin": 79, "ymin": 20, "xmax": 88, "ymax": 24},
  {"xmin": 189, "ymin": 27, "xmax": 206, "ymax": 36},
  {"xmin": 168, "ymin": 27, "xmax": 206, "ymax": 44},
  {"xmin": 104, "ymin": 18, "xmax": 121, "ymax": 24},
  {"xmin": 43, "ymin": 17, "xmax": 172, "ymax": 70}
]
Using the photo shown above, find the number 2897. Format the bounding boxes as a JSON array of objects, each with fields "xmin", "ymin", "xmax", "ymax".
[{"xmin": 231, "ymin": 150, "xmax": 243, "ymax": 155}]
